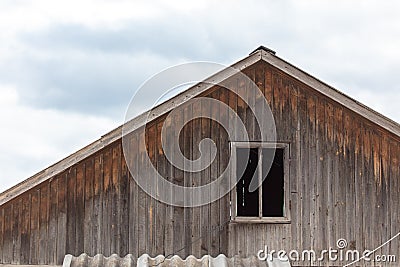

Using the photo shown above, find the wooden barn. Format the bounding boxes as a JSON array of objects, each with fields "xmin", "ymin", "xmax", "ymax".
[{"xmin": 0, "ymin": 46, "xmax": 399, "ymax": 267}]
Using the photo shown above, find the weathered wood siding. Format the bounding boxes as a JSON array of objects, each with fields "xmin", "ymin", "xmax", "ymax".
[{"xmin": 0, "ymin": 61, "xmax": 398, "ymax": 266}]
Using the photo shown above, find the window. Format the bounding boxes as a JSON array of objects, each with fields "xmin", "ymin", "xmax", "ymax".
[{"xmin": 231, "ymin": 142, "xmax": 290, "ymax": 223}]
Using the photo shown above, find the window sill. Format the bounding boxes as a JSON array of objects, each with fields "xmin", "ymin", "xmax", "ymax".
[{"xmin": 231, "ymin": 217, "xmax": 291, "ymax": 224}]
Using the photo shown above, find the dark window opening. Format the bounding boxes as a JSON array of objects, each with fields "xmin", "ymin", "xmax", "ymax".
[
  {"xmin": 236, "ymin": 148, "xmax": 259, "ymax": 217},
  {"xmin": 262, "ymin": 148, "xmax": 284, "ymax": 217},
  {"xmin": 236, "ymin": 146, "xmax": 285, "ymax": 218}
]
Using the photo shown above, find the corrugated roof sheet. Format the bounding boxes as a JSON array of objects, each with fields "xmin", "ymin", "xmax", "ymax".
[{"xmin": 63, "ymin": 253, "xmax": 291, "ymax": 267}]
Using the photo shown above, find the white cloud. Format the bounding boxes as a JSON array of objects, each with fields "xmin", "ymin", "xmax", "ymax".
[{"xmin": 0, "ymin": 85, "xmax": 117, "ymax": 191}]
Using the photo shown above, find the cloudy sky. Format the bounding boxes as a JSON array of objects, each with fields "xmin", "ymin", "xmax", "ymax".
[{"xmin": 0, "ymin": 0, "xmax": 400, "ymax": 193}]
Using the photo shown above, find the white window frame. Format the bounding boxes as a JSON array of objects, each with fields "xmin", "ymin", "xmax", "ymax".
[{"xmin": 230, "ymin": 142, "xmax": 291, "ymax": 224}]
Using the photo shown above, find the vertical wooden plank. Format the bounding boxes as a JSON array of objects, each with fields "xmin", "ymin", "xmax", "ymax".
[
  {"xmin": 20, "ymin": 194, "xmax": 31, "ymax": 264},
  {"xmin": 155, "ymin": 120, "xmax": 166, "ymax": 255},
  {"xmin": 334, "ymin": 105, "xmax": 345, "ymax": 264},
  {"xmin": 249, "ymin": 70, "xmax": 263, "ymax": 257},
  {"xmin": 119, "ymin": 143, "xmax": 129, "ymax": 257},
  {"xmin": 110, "ymin": 144, "xmax": 121, "ymax": 254},
  {"xmin": 3, "ymin": 204, "xmax": 12, "ymax": 264},
  {"xmin": 254, "ymin": 62, "xmax": 265, "ymax": 142},
  {"xmin": 38, "ymin": 184, "xmax": 49, "ymax": 264},
  {"xmin": 48, "ymin": 178, "xmax": 58, "ymax": 264},
  {"xmin": 361, "ymin": 127, "xmax": 371, "ymax": 251},
  {"xmin": 298, "ymin": 85, "xmax": 310, "ymax": 260},
  {"xmin": 75, "ymin": 163, "xmax": 85, "ymax": 255},
  {"xmin": 363, "ymin": 127, "xmax": 372, "ymax": 251},
  {"xmin": 182, "ymin": 102, "xmax": 192, "ymax": 257},
  {"xmin": 273, "ymin": 71, "xmax": 281, "ymax": 135},
  {"xmin": 389, "ymin": 139, "xmax": 399, "ymax": 257},
  {"xmin": 289, "ymin": 81, "xmax": 300, "ymax": 253},
  {"xmin": 237, "ymin": 69, "xmax": 247, "ymax": 141},
  {"xmin": 57, "ymin": 173, "xmax": 67, "ymax": 264},
  {"xmin": 314, "ymin": 97, "xmax": 325, "ymax": 264},
  {"xmin": 325, "ymin": 101, "xmax": 335, "ymax": 253},
  {"xmin": 227, "ymin": 77, "xmax": 238, "ymax": 256},
  {"xmin": 218, "ymin": 86, "xmax": 230, "ymax": 255},
  {"xmin": 102, "ymin": 148, "xmax": 112, "ymax": 256},
  {"xmin": 209, "ymin": 90, "xmax": 220, "ymax": 256},
  {"xmin": 84, "ymin": 158, "xmax": 94, "ymax": 256},
  {"xmin": 371, "ymin": 130, "xmax": 382, "ymax": 251},
  {"xmin": 280, "ymin": 76, "xmax": 290, "ymax": 140},
  {"xmin": 264, "ymin": 64, "xmax": 273, "ymax": 107},
  {"xmin": 128, "ymin": 133, "xmax": 139, "ymax": 257},
  {"xmin": 146, "ymin": 124, "xmax": 156, "ymax": 255},
  {"xmin": 138, "ymin": 130, "xmax": 147, "ymax": 256},
  {"xmin": 200, "ymin": 99, "xmax": 211, "ymax": 256},
  {"xmin": 0, "ymin": 208, "xmax": 3, "ymax": 263},
  {"xmin": 245, "ymin": 67, "xmax": 256, "ymax": 141},
  {"xmin": 12, "ymin": 199, "xmax": 21, "ymax": 264},
  {"xmin": 163, "ymin": 115, "xmax": 174, "ymax": 257},
  {"xmin": 191, "ymin": 101, "xmax": 202, "ymax": 257},
  {"xmin": 380, "ymin": 135, "xmax": 389, "ymax": 258},
  {"xmin": 344, "ymin": 112, "xmax": 356, "ymax": 254},
  {"xmin": 66, "ymin": 168, "xmax": 77, "ymax": 256},
  {"xmin": 173, "ymin": 108, "xmax": 185, "ymax": 258},
  {"xmin": 274, "ymin": 74, "xmax": 290, "ymax": 254},
  {"xmin": 29, "ymin": 190, "xmax": 39, "ymax": 264},
  {"xmin": 354, "ymin": 118, "xmax": 364, "ymax": 255},
  {"xmin": 93, "ymin": 154, "xmax": 104, "ymax": 255}
]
